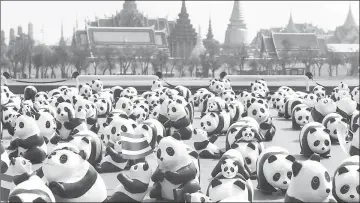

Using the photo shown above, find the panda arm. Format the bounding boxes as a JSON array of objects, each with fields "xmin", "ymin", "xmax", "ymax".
[
  {"xmin": 86, "ymin": 116, "xmax": 97, "ymax": 125},
  {"xmin": 171, "ymin": 117, "xmax": 190, "ymax": 128},
  {"xmin": 106, "ymin": 147, "xmax": 127, "ymax": 163},
  {"xmin": 8, "ymin": 138, "xmax": 20, "ymax": 150},
  {"xmin": 151, "ymin": 166, "xmax": 165, "ymax": 182},
  {"xmin": 7, "ymin": 126, "xmax": 15, "ymax": 136},
  {"xmin": 117, "ymin": 173, "xmax": 148, "ymax": 193},
  {"xmin": 164, "ymin": 162, "xmax": 197, "ymax": 185},
  {"xmin": 56, "ymin": 120, "xmax": 62, "ymax": 129},
  {"xmin": 208, "ymin": 134, "xmax": 218, "ymax": 144},
  {"xmin": 18, "ymin": 134, "xmax": 44, "ymax": 149}
]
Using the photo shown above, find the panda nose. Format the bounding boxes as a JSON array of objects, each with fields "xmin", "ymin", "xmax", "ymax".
[
  {"xmin": 160, "ymin": 157, "xmax": 163, "ymax": 161},
  {"xmin": 322, "ymin": 147, "xmax": 325, "ymax": 150},
  {"xmin": 47, "ymin": 155, "xmax": 52, "ymax": 159},
  {"xmin": 326, "ymin": 189, "xmax": 330, "ymax": 193},
  {"xmin": 283, "ymin": 181, "xmax": 287, "ymax": 184},
  {"xmin": 350, "ymin": 195, "xmax": 354, "ymax": 198}
]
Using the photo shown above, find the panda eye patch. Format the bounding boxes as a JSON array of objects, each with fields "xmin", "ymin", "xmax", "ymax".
[
  {"xmin": 273, "ymin": 173, "xmax": 281, "ymax": 181},
  {"xmin": 245, "ymin": 157, "xmax": 251, "ymax": 165},
  {"xmin": 59, "ymin": 154, "xmax": 68, "ymax": 164},
  {"xmin": 46, "ymin": 121, "xmax": 50, "ymax": 128},
  {"xmin": 156, "ymin": 149, "xmax": 161, "ymax": 159},
  {"xmin": 260, "ymin": 108, "xmax": 265, "ymax": 113},
  {"xmin": 340, "ymin": 184, "xmax": 350, "ymax": 194},
  {"xmin": 333, "ymin": 130, "xmax": 337, "ymax": 135},
  {"xmin": 111, "ymin": 127, "xmax": 116, "ymax": 134},
  {"xmin": 287, "ymin": 171, "xmax": 292, "ymax": 179},
  {"xmin": 207, "ymin": 121, "xmax": 211, "ymax": 126},
  {"xmin": 134, "ymin": 165, "xmax": 138, "ymax": 170},
  {"xmin": 121, "ymin": 125, "xmax": 127, "ymax": 132},
  {"xmin": 306, "ymin": 116, "xmax": 309, "ymax": 120},
  {"xmin": 19, "ymin": 122, "xmax": 24, "ymax": 128},
  {"xmin": 311, "ymin": 176, "xmax": 320, "ymax": 190},
  {"xmin": 172, "ymin": 107, "xmax": 176, "ymax": 112},
  {"xmin": 224, "ymin": 167, "xmax": 228, "ymax": 171},
  {"xmin": 252, "ymin": 110, "xmax": 257, "ymax": 116},
  {"xmin": 325, "ymin": 172, "xmax": 330, "ymax": 182},
  {"xmin": 57, "ymin": 108, "xmax": 61, "ymax": 114},
  {"xmin": 324, "ymin": 140, "xmax": 329, "ymax": 146},
  {"xmin": 101, "ymin": 134, "xmax": 104, "ymax": 140},
  {"xmin": 122, "ymin": 104, "xmax": 126, "ymax": 109},
  {"xmin": 22, "ymin": 160, "xmax": 26, "ymax": 165},
  {"xmin": 166, "ymin": 147, "xmax": 175, "ymax": 156},
  {"xmin": 201, "ymin": 122, "xmax": 204, "ymax": 127},
  {"xmin": 298, "ymin": 116, "xmax": 303, "ymax": 121}
]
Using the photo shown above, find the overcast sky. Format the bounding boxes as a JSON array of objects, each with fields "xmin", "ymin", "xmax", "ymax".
[{"xmin": 1, "ymin": 1, "xmax": 359, "ymax": 45}]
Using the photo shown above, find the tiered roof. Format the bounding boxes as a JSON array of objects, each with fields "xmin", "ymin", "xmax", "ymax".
[
  {"xmin": 168, "ymin": 0, "xmax": 197, "ymax": 43},
  {"xmin": 190, "ymin": 25, "xmax": 206, "ymax": 59}
]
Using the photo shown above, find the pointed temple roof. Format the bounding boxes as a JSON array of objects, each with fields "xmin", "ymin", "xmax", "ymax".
[
  {"xmin": 228, "ymin": 0, "xmax": 246, "ymax": 28},
  {"xmin": 168, "ymin": 0, "xmax": 197, "ymax": 42},
  {"xmin": 343, "ymin": 4, "xmax": 357, "ymax": 28},
  {"xmin": 285, "ymin": 12, "xmax": 298, "ymax": 33},
  {"xmin": 206, "ymin": 16, "xmax": 214, "ymax": 40},
  {"xmin": 190, "ymin": 25, "xmax": 206, "ymax": 58},
  {"xmin": 59, "ymin": 21, "xmax": 66, "ymax": 46}
]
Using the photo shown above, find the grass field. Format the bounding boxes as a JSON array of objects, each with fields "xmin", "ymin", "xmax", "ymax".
[{"xmin": 1, "ymin": 109, "xmax": 350, "ymax": 202}]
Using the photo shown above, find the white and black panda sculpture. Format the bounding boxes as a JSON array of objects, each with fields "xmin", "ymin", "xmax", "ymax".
[
  {"xmin": 256, "ymin": 146, "xmax": 295, "ymax": 194},
  {"xmin": 299, "ymin": 122, "xmax": 331, "ymax": 158},
  {"xmin": 322, "ymin": 112, "xmax": 349, "ymax": 143},
  {"xmin": 1, "ymin": 143, "xmax": 10, "ymax": 173},
  {"xmin": 332, "ymin": 155, "xmax": 359, "ymax": 203},
  {"xmin": 200, "ymin": 111, "xmax": 232, "ymax": 137},
  {"xmin": 285, "ymin": 154, "xmax": 335, "ymax": 202},
  {"xmin": 284, "ymin": 97, "xmax": 303, "ymax": 119},
  {"xmin": 291, "ymin": 104, "xmax": 312, "ymax": 130},
  {"xmin": 349, "ymin": 124, "xmax": 359, "ymax": 156},
  {"xmin": 311, "ymin": 98, "xmax": 337, "ymax": 123}
]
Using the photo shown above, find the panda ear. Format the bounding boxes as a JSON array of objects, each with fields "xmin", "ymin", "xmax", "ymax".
[
  {"xmin": 285, "ymin": 155, "xmax": 296, "ymax": 162},
  {"xmin": 306, "ymin": 108, "xmax": 312, "ymax": 112},
  {"xmin": 250, "ymin": 82, "xmax": 253, "ymax": 87},
  {"xmin": 329, "ymin": 117, "xmax": 336, "ymax": 123},
  {"xmin": 230, "ymin": 143, "xmax": 239, "ymax": 149},
  {"xmin": 246, "ymin": 102, "xmax": 251, "ymax": 109},
  {"xmin": 267, "ymin": 155, "xmax": 277, "ymax": 163},
  {"xmin": 292, "ymin": 161, "xmax": 302, "ymax": 177},
  {"xmin": 230, "ymin": 128, "xmax": 237, "ymax": 134},
  {"xmin": 81, "ymin": 137, "xmax": 90, "ymax": 144},
  {"xmin": 341, "ymin": 118, "xmax": 348, "ymax": 123},
  {"xmin": 323, "ymin": 128, "xmax": 330, "ymax": 134},
  {"xmin": 309, "ymin": 154, "xmax": 321, "ymax": 162},
  {"xmin": 338, "ymin": 166, "xmax": 349, "ymax": 175},
  {"xmin": 103, "ymin": 123, "xmax": 108, "ymax": 128},
  {"xmin": 210, "ymin": 113, "xmax": 216, "ymax": 117},
  {"xmin": 142, "ymin": 125, "xmax": 149, "ymax": 131},
  {"xmin": 132, "ymin": 124, "xmax": 137, "ymax": 129},
  {"xmin": 33, "ymin": 197, "xmax": 47, "ymax": 203},
  {"xmin": 106, "ymin": 118, "xmax": 113, "ymax": 124},
  {"xmin": 79, "ymin": 84, "xmax": 83, "ymax": 89},
  {"xmin": 295, "ymin": 107, "xmax": 301, "ymax": 112},
  {"xmin": 34, "ymin": 112, "xmax": 40, "ymax": 120},
  {"xmin": 309, "ymin": 128, "xmax": 317, "ymax": 134},
  {"xmin": 247, "ymin": 142, "xmax": 256, "ymax": 151},
  {"xmin": 143, "ymin": 162, "xmax": 149, "ymax": 171},
  {"xmin": 92, "ymin": 80, "xmax": 95, "ymax": 84},
  {"xmin": 78, "ymin": 150, "xmax": 87, "ymax": 160},
  {"xmin": 172, "ymin": 132, "xmax": 181, "ymax": 141}
]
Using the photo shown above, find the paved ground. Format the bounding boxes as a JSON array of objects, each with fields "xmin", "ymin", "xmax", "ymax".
[{"xmin": 1, "ymin": 109, "xmax": 350, "ymax": 202}]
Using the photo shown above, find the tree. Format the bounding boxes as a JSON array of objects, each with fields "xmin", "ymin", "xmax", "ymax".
[
  {"xmin": 314, "ymin": 58, "xmax": 325, "ymax": 76},
  {"xmin": 202, "ymin": 39, "xmax": 221, "ymax": 77},
  {"xmin": 277, "ymin": 40, "xmax": 296, "ymax": 75},
  {"xmin": 54, "ymin": 45, "xmax": 72, "ymax": 78},
  {"xmin": 151, "ymin": 50, "xmax": 169, "ymax": 74},
  {"xmin": 188, "ymin": 56, "xmax": 200, "ymax": 77},
  {"xmin": 135, "ymin": 46, "xmax": 156, "ymax": 75},
  {"xmin": 346, "ymin": 51, "xmax": 359, "ymax": 76},
  {"xmin": 298, "ymin": 47, "xmax": 318, "ymax": 74},
  {"xmin": 248, "ymin": 59, "xmax": 259, "ymax": 73},
  {"xmin": 32, "ymin": 52, "xmax": 43, "ymax": 79},
  {"xmin": 71, "ymin": 46, "xmax": 89, "ymax": 75},
  {"xmin": 326, "ymin": 52, "xmax": 344, "ymax": 77},
  {"xmin": 258, "ymin": 58, "xmax": 275, "ymax": 75},
  {"xmin": 117, "ymin": 46, "xmax": 134, "ymax": 75}
]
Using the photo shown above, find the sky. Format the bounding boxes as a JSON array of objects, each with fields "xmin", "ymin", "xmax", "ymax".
[{"xmin": 1, "ymin": 1, "xmax": 359, "ymax": 45}]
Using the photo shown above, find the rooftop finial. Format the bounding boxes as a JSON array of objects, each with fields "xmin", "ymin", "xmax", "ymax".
[
  {"xmin": 343, "ymin": 2, "xmax": 357, "ymax": 28},
  {"xmin": 206, "ymin": 15, "xmax": 214, "ymax": 40}
]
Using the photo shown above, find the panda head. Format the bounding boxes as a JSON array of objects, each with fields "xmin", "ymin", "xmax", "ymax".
[
  {"xmin": 263, "ymin": 153, "xmax": 295, "ymax": 190},
  {"xmin": 292, "ymin": 106, "xmax": 311, "ymax": 126},
  {"xmin": 34, "ymin": 91, "xmax": 48, "ymax": 103},
  {"xmin": 307, "ymin": 127, "xmax": 331, "ymax": 154},
  {"xmin": 270, "ymin": 91, "xmax": 283, "ymax": 108},
  {"xmin": 251, "ymin": 82, "xmax": 265, "ymax": 94},
  {"xmin": 200, "ymin": 112, "xmax": 218, "ymax": 133},
  {"xmin": 134, "ymin": 102, "xmax": 150, "ymax": 115},
  {"xmin": 1, "ymin": 85, "xmax": 11, "ymax": 94},
  {"xmin": 106, "ymin": 116, "xmax": 136, "ymax": 139},
  {"xmin": 149, "ymin": 104, "xmax": 160, "ymax": 119},
  {"xmin": 184, "ymin": 191, "xmax": 212, "ymax": 203},
  {"xmin": 33, "ymin": 100, "xmax": 49, "ymax": 111},
  {"xmin": 167, "ymin": 102, "xmax": 187, "ymax": 121},
  {"xmin": 237, "ymin": 126, "xmax": 260, "ymax": 142},
  {"xmin": 335, "ymin": 90, "xmax": 352, "ymax": 101},
  {"xmin": 13, "ymin": 114, "xmax": 40, "ymax": 139},
  {"xmin": 122, "ymin": 87, "xmax": 138, "ymax": 97},
  {"xmin": 156, "ymin": 135, "xmax": 192, "ymax": 171},
  {"xmin": 221, "ymin": 90, "xmax": 236, "ymax": 103},
  {"xmin": 94, "ymin": 98, "xmax": 112, "ymax": 116},
  {"xmin": 130, "ymin": 107, "xmax": 148, "ymax": 124},
  {"xmin": 43, "ymin": 147, "xmax": 87, "ymax": 182},
  {"xmin": 207, "ymin": 99, "xmax": 221, "ymax": 112},
  {"xmin": 147, "ymin": 94, "xmax": 160, "ymax": 108},
  {"xmin": 276, "ymin": 98, "xmax": 286, "ymax": 114},
  {"xmin": 246, "ymin": 99, "xmax": 270, "ymax": 123},
  {"xmin": 289, "ymin": 154, "xmax": 332, "ymax": 202},
  {"xmin": 99, "ymin": 126, "xmax": 112, "ymax": 146},
  {"xmin": 338, "ymin": 82, "xmax": 350, "ymax": 92},
  {"xmin": 9, "ymin": 156, "xmax": 33, "ymax": 176},
  {"xmin": 91, "ymin": 79, "xmax": 103, "ymax": 92},
  {"xmin": 55, "ymin": 102, "xmax": 75, "ymax": 121},
  {"xmin": 0, "ymin": 92, "xmax": 10, "ymax": 105},
  {"xmin": 34, "ymin": 111, "xmax": 56, "ymax": 137},
  {"xmin": 127, "ymin": 162, "xmax": 152, "ymax": 184},
  {"xmin": 352, "ymin": 88, "xmax": 359, "ymax": 104},
  {"xmin": 221, "ymin": 158, "xmax": 239, "ymax": 179},
  {"xmin": 78, "ymin": 83, "xmax": 92, "ymax": 97},
  {"xmin": 333, "ymin": 157, "xmax": 359, "ymax": 203},
  {"xmin": 212, "ymin": 149, "xmax": 249, "ymax": 179},
  {"xmin": 313, "ymin": 85, "xmax": 326, "ymax": 95},
  {"xmin": 315, "ymin": 98, "xmax": 337, "ymax": 116},
  {"xmin": 151, "ymin": 79, "xmax": 164, "ymax": 91},
  {"xmin": 303, "ymin": 93, "xmax": 318, "ymax": 108},
  {"xmin": 115, "ymin": 96, "xmax": 133, "ymax": 116},
  {"xmin": 222, "ymin": 78, "xmax": 232, "ymax": 90},
  {"xmin": 209, "ymin": 79, "xmax": 225, "ymax": 93},
  {"xmin": 192, "ymin": 128, "xmax": 208, "ymax": 143},
  {"xmin": 326, "ymin": 117, "xmax": 348, "ymax": 140},
  {"xmin": 66, "ymin": 135, "xmax": 93, "ymax": 161}
]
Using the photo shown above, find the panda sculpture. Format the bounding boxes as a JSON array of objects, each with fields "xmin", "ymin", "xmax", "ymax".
[
  {"xmin": 33, "ymin": 110, "xmax": 57, "ymax": 144},
  {"xmin": 166, "ymin": 101, "xmax": 193, "ymax": 140},
  {"xmin": 303, "ymin": 93, "xmax": 318, "ymax": 108},
  {"xmin": 54, "ymin": 102, "xmax": 76, "ymax": 140},
  {"xmin": 284, "ymin": 154, "xmax": 335, "ymax": 202},
  {"xmin": 130, "ymin": 107, "xmax": 148, "ymax": 124},
  {"xmin": 157, "ymin": 96, "xmax": 172, "ymax": 125},
  {"xmin": 256, "ymin": 146, "xmax": 295, "ymax": 194},
  {"xmin": 206, "ymin": 157, "xmax": 253, "ymax": 202},
  {"xmin": 184, "ymin": 191, "xmax": 212, "ymax": 203},
  {"xmin": 190, "ymin": 128, "xmax": 222, "ymax": 159},
  {"xmin": 311, "ymin": 98, "xmax": 337, "ymax": 123},
  {"xmin": 275, "ymin": 98, "xmax": 286, "ymax": 117},
  {"xmin": 38, "ymin": 146, "xmax": 108, "ymax": 202},
  {"xmin": 291, "ymin": 104, "xmax": 312, "ymax": 130},
  {"xmin": 245, "ymin": 98, "xmax": 276, "ymax": 141},
  {"xmin": 108, "ymin": 162, "xmax": 152, "ymax": 202},
  {"xmin": 91, "ymin": 79, "xmax": 103, "ymax": 94},
  {"xmin": 322, "ymin": 113, "xmax": 349, "ymax": 143},
  {"xmin": 94, "ymin": 97, "xmax": 112, "ymax": 133},
  {"xmin": 225, "ymin": 117, "xmax": 260, "ymax": 151},
  {"xmin": 78, "ymin": 83, "xmax": 92, "ymax": 98},
  {"xmin": 1, "ymin": 143, "xmax": 10, "ymax": 173},
  {"xmin": 208, "ymin": 79, "xmax": 225, "ymax": 96},
  {"xmin": 74, "ymin": 99, "xmax": 99, "ymax": 133},
  {"xmin": 332, "ymin": 155, "xmax": 359, "ymax": 203},
  {"xmin": 349, "ymin": 124, "xmax": 359, "ymax": 156},
  {"xmin": 227, "ymin": 100, "xmax": 244, "ymax": 124},
  {"xmin": 284, "ymin": 97, "xmax": 303, "ymax": 119},
  {"xmin": 143, "ymin": 118, "xmax": 166, "ymax": 145},
  {"xmin": 149, "ymin": 134, "xmax": 201, "ymax": 202},
  {"xmin": 115, "ymin": 96, "xmax": 133, "ymax": 116},
  {"xmin": 230, "ymin": 142, "xmax": 262, "ymax": 179},
  {"xmin": 7, "ymin": 114, "xmax": 47, "ymax": 164},
  {"xmin": 336, "ymin": 98, "xmax": 357, "ymax": 121},
  {"xmin": 299, "ymin": 122, "xmax": 331, "ymax": 158},
  {"xmin": 200, "ymin": 111, "xmax": 232, "ymax": 137}
]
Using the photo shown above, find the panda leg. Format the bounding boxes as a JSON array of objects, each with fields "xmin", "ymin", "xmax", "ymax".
[
  {"xmin": 95, "ymin": 162, "xmax": 124, "ymax": 174},
  {"xmin": 199, "ymin": 150, "xmax": 221, "ymax": 159},
  {"xmin": 8, "ymin": 150, "xmax": 18, "ymax": 160},
  {"xmin": 107, "ymin": 192, "xmax": 138, "ymax": 202},
  {"xmin": 329, "ymin": 136, "xmax": 339, "ymax": 144},
  {"xmin": 149, "ymin": 182, "xmax": 163, "ymax": 200},
  {"xmin": 173, "ymin": 179, "xmax": 201, "ymax": 202},
  {"xmin": 22, "ymin": 148, "xmax": 47, "ymax": 164},
  {"xmin": 292, "ymin": 124, "xmax": 301, "ymax": 130},
  {"xmin": 250, "ymin": 171, "xmax": 257, "ymax": 180}
]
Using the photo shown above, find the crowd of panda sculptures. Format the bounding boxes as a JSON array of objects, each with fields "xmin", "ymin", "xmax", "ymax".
[{"xmin": 0, "ymin": 73, "xmax": 359, "ymax": 203}]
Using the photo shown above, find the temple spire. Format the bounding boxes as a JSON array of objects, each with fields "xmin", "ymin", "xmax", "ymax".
[
  {"xmin": 181, "ymin": 0, "xmax": 187, "ymax": 15},
  {"xmin": 343, "ymin": 3, "xmax": 357, "ymax": 28},
  {"xmin": 285, "ymin": 11, "xmax": 298, "ymax": 33},
  {"xmin": 190, "ymin": 25, "xmax": 205, "ymax": 58},
  {"xmin": 206, "ymin": 15, "xmax": 214, "ymax": 40},
  {"xmin": 59, "ymin": 21, "xmax": 66, "ymax": 46},
  {"xmin": 229, "ymin": 0, "xmax": 246, "ymax": 27}
]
